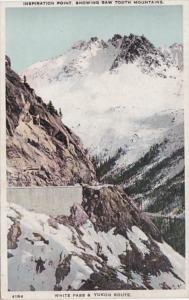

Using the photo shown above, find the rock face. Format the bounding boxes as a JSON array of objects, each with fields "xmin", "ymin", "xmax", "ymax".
[
  {"xmin": 82, "ymin": 185, "xmax": 162, "ymax": 242},
  {"xmin": 6, "ymin": 57, "xmax": 96, "ymax": 186},
  {"xmin": 110, "ymin": 34, "xmax": 164, "ymax": 71},
  {"xmin": 109, "ymin": 34, "xmax": 183, "ymax": 76}
]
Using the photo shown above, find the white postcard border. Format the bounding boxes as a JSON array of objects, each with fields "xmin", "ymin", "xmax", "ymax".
[{"xmin": 1, "ymin": 0, "xmax": 189, "ymax": 299}]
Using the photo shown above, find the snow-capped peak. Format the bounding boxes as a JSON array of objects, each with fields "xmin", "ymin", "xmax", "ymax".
[
  {"xmin": 22, "ymin": 34, "xmax": 183, "ymax": 90},
  {"xmin": 20, "ymin": 34, "xmax": 184, "ymax": 164},
  {"xmin": 72, "ymin": 37, "xmax": 108, "ymax": 51}
]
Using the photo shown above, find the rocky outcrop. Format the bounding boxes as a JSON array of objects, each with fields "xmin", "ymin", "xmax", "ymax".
[
  {"xmin": 52, "ymin": 184, "xmax": 179, "ymax": 289},
  {"xmin": 6, "ymin": 57, "xmax": 96, "ymax": 186},
  {"xmin": 79, "ymin": 266, "xmax": 136, "ymax": 290},
  {"xmin": 80, "ymin": 185, "xmax": 184, "ymax": 288},
  {"xmin": 54, "ymin": 254, "xmax": 72, "ymax": 290},
  {"xmin": 109, "ymin": 34, "xmax": 172, "ymax": 76},
  {"xmin": 7, "ymin": 221, "xmax": 21, "ymax": 249},
  {"xmin": 70, "ymin": 203, "xmax": 89, "ymax": 227},
  {"xmin": 82, "ymin": 185, "xmax": 162, "ymax": 242}
]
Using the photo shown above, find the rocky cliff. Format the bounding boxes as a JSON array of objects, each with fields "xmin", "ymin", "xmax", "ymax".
[{"xmin": 6, "ymin": 56, "xmax": 96, "ymax": 186}]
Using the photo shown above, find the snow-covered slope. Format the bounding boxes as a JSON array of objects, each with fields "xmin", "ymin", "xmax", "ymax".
[
  {"xmin": 22, "ymin": 35, "xmax": 183, "ymax": 161},
  {"xmin": 159, "ymin": 43, "xmax": 183, "ymax": 71},
  {"xmin": 97, "ymin": 109, "xmax": 184, "ymax": 219},
  {"xmin": 8, "ymin": 199, "xmax": 185, "ymax": 291}
]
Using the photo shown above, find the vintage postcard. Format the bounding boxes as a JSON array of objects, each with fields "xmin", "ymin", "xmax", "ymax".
[{"xmin": 0, "ymin": 0, "xmax": 189, "ymax": 299}]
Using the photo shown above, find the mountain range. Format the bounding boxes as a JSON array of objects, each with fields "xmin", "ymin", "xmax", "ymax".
[
  {"xmin": 6, "ymin": 33, "xmax": 185, "ymax": 291},
  {"xmin": 21, "ymin": 34, "xmax": 184, "ymax": 216}
]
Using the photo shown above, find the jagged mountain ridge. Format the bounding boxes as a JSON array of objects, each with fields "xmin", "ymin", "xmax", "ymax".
[
  {"xmin": 8, "ymin": 185, "xmax": 185, "ymax": 291},
  {"xmin": 110, "ymin": 34, "xmax": 174, "ymax": 76},
  {"xmin": 6, "ymin": 56, "xmax": 96, "ymax": 186},
  {"xmin": 23, "ymin": 34, "xmax": 183, "ymax": 84}
]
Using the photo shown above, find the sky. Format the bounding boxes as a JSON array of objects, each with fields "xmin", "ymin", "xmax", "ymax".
[{"xmin": 6, "ymin": 5, "xmax": 183, "ymax": 72}]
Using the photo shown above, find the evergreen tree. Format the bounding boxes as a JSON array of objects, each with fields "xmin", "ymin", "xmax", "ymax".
[
  {"xmin": 59, "ymin": 108, "xmax": 63, "ymax": 118},
  {"xmin": 47, "ymin": 100, "xmax": 56, "ymax": 115}
]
